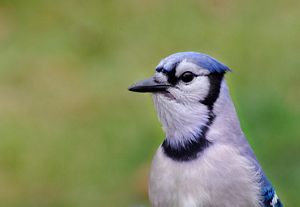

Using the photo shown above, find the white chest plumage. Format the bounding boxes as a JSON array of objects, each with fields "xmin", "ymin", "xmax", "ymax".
[{"xmin": 149, "ymin": 143, "xmax": 261, "ymax": 207}]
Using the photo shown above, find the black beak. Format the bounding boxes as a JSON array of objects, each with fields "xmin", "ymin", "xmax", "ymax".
[{"xmin": 128, "ymin": 76, "xmax": 170, "ymax": 93}]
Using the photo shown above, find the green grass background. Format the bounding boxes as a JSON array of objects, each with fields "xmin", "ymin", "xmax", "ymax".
[{"xmin": 0, "ymin": 0, "xmax": 299, "ymax": 206}]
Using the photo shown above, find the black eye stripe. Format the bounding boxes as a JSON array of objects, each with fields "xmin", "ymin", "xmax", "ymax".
[
  {"xmin": 166, "ymin": 69, "xmax": 178, "ymax": 85},
  {"xmin": 157, "ymin": 64, "xmax": 211, "ymax": 86},
  {"xmin": 161, "ymin": 72, "xmax": 209, "ymax": 85}
]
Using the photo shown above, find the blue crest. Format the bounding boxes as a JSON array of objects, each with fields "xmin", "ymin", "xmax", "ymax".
[{"xmin": 156, "ymin": 52, "xmax": 231, "ymax": 74}]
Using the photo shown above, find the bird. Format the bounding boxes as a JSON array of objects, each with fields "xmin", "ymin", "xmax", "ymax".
[{"xmin": 128, "ymin": 52, "xmax": 283, "ymax": 207}]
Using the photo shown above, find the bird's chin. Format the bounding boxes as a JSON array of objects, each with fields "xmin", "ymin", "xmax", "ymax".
[{"xmin": 157, "ymin": 91, "xmax": 176, "ymax": 101}]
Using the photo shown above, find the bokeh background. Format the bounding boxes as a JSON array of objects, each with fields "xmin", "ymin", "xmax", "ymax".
[{"xmin": 0, "ymin": 0, "xmax": 299, "ymax": 206}]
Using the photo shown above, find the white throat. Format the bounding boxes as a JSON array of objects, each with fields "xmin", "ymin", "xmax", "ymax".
[
  {"xmin": 152, "ymin": 80, "xmax": 241, "ymax": 148},
  {"xmin": 152, "ymin": 93, "xmax": 210, "ymax": 147}
]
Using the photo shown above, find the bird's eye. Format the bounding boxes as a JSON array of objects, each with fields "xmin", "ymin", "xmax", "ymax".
[{"xmin": 180, "ymin": 72, "xmax": 195, "ymax": 83}]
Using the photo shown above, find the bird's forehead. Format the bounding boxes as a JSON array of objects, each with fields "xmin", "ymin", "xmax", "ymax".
[
  {"xmin": 175, "ymin": 60, "xmax": 210, "ymax": 76},
  {"xmin": 156, "ymin": 58, "xmax": 179, "ymax": 73},
  {"xmin": 155, "ymin": 52, "xmax": 230, "ymax": 74}
]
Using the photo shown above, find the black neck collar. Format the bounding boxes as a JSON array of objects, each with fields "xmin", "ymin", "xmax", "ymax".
[
  {"xmin": 161, "ymin": 73, "xmax": 224, "ymax": 162},
  {"xmin": 162, "ymin": 110, "xmax": 215, "ymax": 161}
]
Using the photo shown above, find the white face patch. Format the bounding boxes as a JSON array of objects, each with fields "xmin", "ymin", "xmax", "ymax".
[
  {"xmin": 152, "ymin": 79, "xmax": 211, "ymax": 144},
  {"xmin": 152, "ymin": 93, "xmax": 209, "ymax": 146},
  {"xmin": 152, "ymin": 60, "xmax": 214, "ymax": 143},
  {"xmin": 169, "ymin": 75, "xmax": 210, "ymax": 104},
  {"xmin": 175, "ymin": 59, "xmax": 210, "ymax": 77}
]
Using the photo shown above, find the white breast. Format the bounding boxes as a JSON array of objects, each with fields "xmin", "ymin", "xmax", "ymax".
[{"xmin": 149, "ymin": 143, "xmax": 261, "ymax": 207}]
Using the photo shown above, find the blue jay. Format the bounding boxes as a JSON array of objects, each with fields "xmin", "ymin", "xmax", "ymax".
[{"xmin": 129, "ymin": 52, "xmax": 283, "ymax": 207}]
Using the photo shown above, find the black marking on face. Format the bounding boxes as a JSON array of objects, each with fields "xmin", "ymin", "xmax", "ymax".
[
  {"xmin": 161, "ymin": 72, "xmax": 225, "ymax": 161},
  {"xmin": 162, "ymin": 110, "xmax": 215, "ymax": 162},
  {"xmin": 157, "ymin": 56, "xmax": 227, "ymax": 161},
  {"xmin": 201, "ymin": 72, "xmax": 224, "ymax": 110},
  {"xmin": 164, "ymin": 68, "xmax": 178, "ymax": 85},
  {"xmin": 155, "ymin": 66, "xmax": 163, "ymax": 73},
  {"xmin": 156, "ymin": 62, "xmax": 179, "ymax": 85}
]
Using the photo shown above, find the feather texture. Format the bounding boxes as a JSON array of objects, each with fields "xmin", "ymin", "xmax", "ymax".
[
  {"xmin": 130, "ymin": 52, "xmax": 284, "ymax": 207},
  {"xmin": 262, "ymin": 186, "xmax": 283, "ymax": 207}
]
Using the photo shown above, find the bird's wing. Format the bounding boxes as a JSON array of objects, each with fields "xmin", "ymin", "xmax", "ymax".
[
  {"xmin": 239, "ymin": 139, "xmax": 283, "ymax": 207},
  {"xmin": 261, "ymin": 185, "xmax": 283, "ymax": 207}
]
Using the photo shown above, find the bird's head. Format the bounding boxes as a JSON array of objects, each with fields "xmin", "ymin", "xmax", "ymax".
[{"xmin": 129, "ymin": 52, "xmax": 231, "ymax": 140}]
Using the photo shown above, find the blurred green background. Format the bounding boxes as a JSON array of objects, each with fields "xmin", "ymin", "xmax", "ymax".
[{"xmin": 0, "ymin": 0, "xmax": 299, "ymax": 206}]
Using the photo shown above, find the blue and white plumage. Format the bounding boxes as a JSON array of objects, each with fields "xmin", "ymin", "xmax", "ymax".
[{"xmin": 129, "ymin": 52, "xmax": 283, "ymax": 207}]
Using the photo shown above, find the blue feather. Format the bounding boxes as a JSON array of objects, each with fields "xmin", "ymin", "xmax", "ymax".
[
  {"xmin": 156, "ymin": 52, "xmax": 231, "ymax": 74},
  {"xmin": 262, "ymin": 186, "xmax": 283, "ymax": 207}
]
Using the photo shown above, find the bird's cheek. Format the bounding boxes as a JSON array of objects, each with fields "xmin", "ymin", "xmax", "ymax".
[
  {"xmin": 167, "ymin": 88, "xmax": 182, "ymax": 100},
  {"xmin": 152, "ymin": 91, "xmax": 175, "ymax": 103},
  {"xmin": 189, "ymin": 78, "xmax": 210, "ymax": 100}
]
